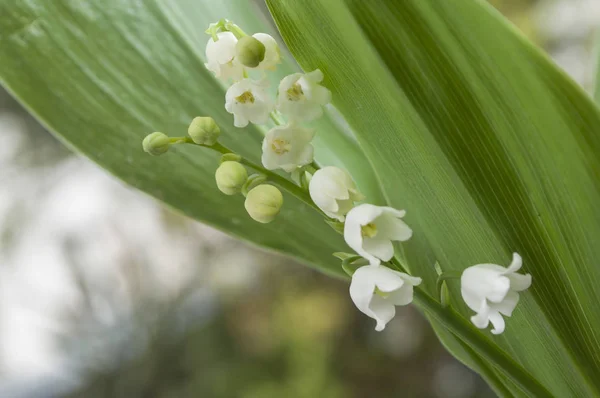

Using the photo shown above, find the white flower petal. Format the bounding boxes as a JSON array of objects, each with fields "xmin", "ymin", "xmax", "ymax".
[
  {"xmin": 305, "ymin": 69, "xmax": 324, "ymax": 83},
  {"xmin": 461, "ymin": 264, "xmax": 510, "ymax": 304},
  {"xmin": 279, "ymin": 74, "xmax": 301, "ymax": 90},
  {"xmin": 369, "ymin": 295, "xmax": 396, "ymax": 332},
  {"xmin": 350, "ymin": 265, "xmax": 419, "ymax": 332},
  {"xmin": 314, "ymin": 192, "xmax": 340, "ymax": 213},
  {"xmin": 388, "ymin": 284, "xmax": 414, "ymax": 306},
  {"xmin": 252, "ymin": 33, "xmax": 281, "ymax": 70},
  {"xmin": 504, "ymin": 252, "xmax": 523, "ymax": 273},
  {"xmin": 277, "ymin": 69, "xmax": 331, "ymax": 122},
  {"xmin": 309, "ymin": 167, "xmax": 363, "ymax": 221},
  {"xmin": 400, "ymin": 273, "xmax": 423, "ymax": 287},
  {"xmin": 261, "ymin": 125, "xmax": 314, "ymax": 171},
  {"xmin": 335, "ymin": 199, "xmax": 354, "ymax": 220},
  {"xmin": 346, "ymin": 204, "xmax": 383, "ymax": 226},
  {"xmin": 225, "ymin": 79, "xmax": 273, "ymax": 128},
  {"xmin": 349, "ymin": 266, "xmax": 376, "ymax": 312},
  {"xmin": 344, "ymin": 204, "xmax": 412, "ymax": 265},
  {"xmin": 470, "ymin": 301, "xmax": 491, "ymax": 329},
  {"xmin": 507, "ymin": 272, "xmax": 532, "ymax": 292},
  {"xmin": 493, "ymin": 290, "xmax": 519, "ymax": 317},
  {"xmin": 344, "ymin": 217, "xmax": 372, "ymax": 262},
  {"xmin": 489, "ymin": 312, "xmax": 506, "ymax": 335},
  {"xmin": 362, "ymin": 238, "xmax": 394, "ymax": 263},
  {"xmin": 312, "ymin": 85, "xmax": 332, "ymax": 105},
  {"xmin": 295, "ymin": 144, "xmax": 315, "ymax": 166},
  {"xmin": 364, "ymin": 266, "xmax": 405, "ymax": 292},
  {"xmin": 380, "ymin": 207, "xmax": 406, "ymax": 218},
  {"xmin": 206, "ymin": 32, "xmax": 237, "ymax": 64},
  {"xmin": 376, "ymin": 214, "xmax": 413, "ymax": 242},
  {"xmin": 205, "ymin": 32, "xmax": 244, "ymax": 81},
  {"xmin": 233, "ymin": 114, "xmax": 249, "ymax": 128}
]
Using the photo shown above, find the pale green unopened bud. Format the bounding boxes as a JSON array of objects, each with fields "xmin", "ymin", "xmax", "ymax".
[
  {"xmin": 188, "ymin": 117, "xmax": 221, "ymax": 145},
  {"xmin": 244, "ymin": 184, "xmax": 283, "ymax": 224},
  {"xmin": 215, "ymin": 161, "xmax": 248, "ymax": 195},
  {"xmin": 235, "ymin": 36, "xmax": 266, "ymax": 68},
  {"xmin": 143, "ymin": 132, "xmax": 170, "ymax": 156}
]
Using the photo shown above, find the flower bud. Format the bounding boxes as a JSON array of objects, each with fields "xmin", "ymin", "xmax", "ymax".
[
  {"xmin": 235, "ymin": 36, "xmax": 266, "ymax": 68},
  {"xmin": 142, "ymin": 132, "xmax": 170, "ymax": 156},
  {"xmin": 244, "ymin": 184, "xmax": 283, "ymax": 223},
  {"xmin": 215, "ymin": 161, "xmax": 248, "ymax": 195},
  {"xmin": 188, "ymin": 117, "xmax": 221, "ymax": 145}
]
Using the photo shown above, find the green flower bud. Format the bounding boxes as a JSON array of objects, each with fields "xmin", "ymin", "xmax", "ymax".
[
  {"xmin": 244, "ymin": 184, "xmax": 283, "ymax": 224},
  {"xmin": 215, "ymin": 161, "xmax": 248, "ymax": 195},
  {"xmin": 235, "ymin": 36, "xmax": 266, "ymax": 68},
  {"xmin": 142, "ymin": 132, "xmax": 170, "ymax": 156},
  {"xmin": 188, "ymin": 117, "xmax": 221, "ymax": 146}
]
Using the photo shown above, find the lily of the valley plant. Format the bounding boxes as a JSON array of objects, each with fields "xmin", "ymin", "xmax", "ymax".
[
  {"xmin": 142, "ymin": 18, "xmax": 539, "ymax": 393},
  {"xmin": 4, "ymin": 1, "xmax": 600, "ymax": 396}
]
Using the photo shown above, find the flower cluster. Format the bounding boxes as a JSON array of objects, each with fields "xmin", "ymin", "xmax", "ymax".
[
  {"xmin": 206, "ymin": 20, "xmax": 330, "ymax": 177},
  {"xmin": 141, "ymin": 19, "xmax": 532, "ymax": 336}
]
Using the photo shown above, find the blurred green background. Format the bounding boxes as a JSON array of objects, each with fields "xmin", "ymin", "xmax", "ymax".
[{"xmin": 0, "ymin": 0, "xmax": 597, "ymax": 397}]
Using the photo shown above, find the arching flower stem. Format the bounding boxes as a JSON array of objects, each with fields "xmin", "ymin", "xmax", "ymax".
[
  {"xmin": 269, "ymin": 110, "xmax": 284, "ymax": 126},
  {"xmin": 223, "ymin": 20, "xmax": 247, "ymax": 39},
  {"xmin": 435, "ymin": 271, "xmax": 461, "ymax": 301},
  {"xmin": 176, "ymin": 138, "xmax": 326, "ymax": 216}
]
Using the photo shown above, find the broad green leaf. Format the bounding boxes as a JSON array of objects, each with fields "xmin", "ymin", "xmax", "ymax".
[
  {"xmin": 0, "ymin": 0, "xmax": 384, "ymax": 277},
  {"xmin": 267, "ymin": 0, "xmax": 600, "ymax": 396},
  {"xmin": 594, "ymin": 29, "xmax": 600, "ymax": 102}
]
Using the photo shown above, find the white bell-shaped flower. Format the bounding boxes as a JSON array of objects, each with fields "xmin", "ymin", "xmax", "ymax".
[
  {"xmin": 309, "ymin": 166, "xmax": 364, "ymax": 221},
  {"xmin": 461, "ymin": 253, "xmax": 532, "ymax": 335},
  {"xmin": 350, "ymin": 265, "xmax": 421, "ymax": 332},
  {"xmin": 252, "ymin": 33, "xmax": 281, "ymax": 70},
  {"xmin": 262, "ymin": 124, "xmax": 315, "ymax": 172},
  {"xmin": 344, "ymin": 204, "xmax": 412, "ymax": 265},
  {"xmin": 277, "ymin": 69, "xmax": 331, "ymax": 122},
  {"xmin": 225, "ymin": 79, "xmax": 274, "ymax": 128},
  {"xmin": 205, "ymin": 32, "xmax": 244, "ymax": 82}
]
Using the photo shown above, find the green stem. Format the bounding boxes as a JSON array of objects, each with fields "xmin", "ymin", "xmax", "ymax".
[
  {"xmin": 224, "ymin": 21, "xmax": 247, "ymax": 39},
  {"xmin": 269, "ymin": 111, "xmax": 283, "ymax": 126},
  {"xmin": 169, "ymin": 137, "xmax": 193, "ymax": 144},
  {"xmin": 414, "ymin": 290, "xmax": 553, "ymax": 398},
  {"xmin": 436, "ymin": 272, "xmax": 460, "ymax": 301}
]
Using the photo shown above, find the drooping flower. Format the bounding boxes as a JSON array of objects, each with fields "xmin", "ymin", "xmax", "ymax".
[
  {"xmin": 225, "ymin": 79, "xmax": 274, "ymax": 127},
  {"xmin": 205, "ymin": 32, "xmax": 244, "ymax": 82},
  {"xmin": 277, "ymin": 69, "xmax": 331, "ymax": 122},
  {"xmin": 309, "ymin": 166, "xmax": 364, "ymax": 221},
  {"xmin": 461, "ymin": 253, "xmax": 532, "ymax": 335},
  {"xmin": 261, "ymin": 124, "xmax": 315, "ymax": 172},
  {"xmin": 252, "ymin": 33, "xmax": 281, "ymax": 70},
  {"xmin": 344, "ymin": 204, "xmax": 412, "ymax": 265},
  {"xmin": 350, "ymin": 265, "xmax": 421, "ymax": 331}
]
